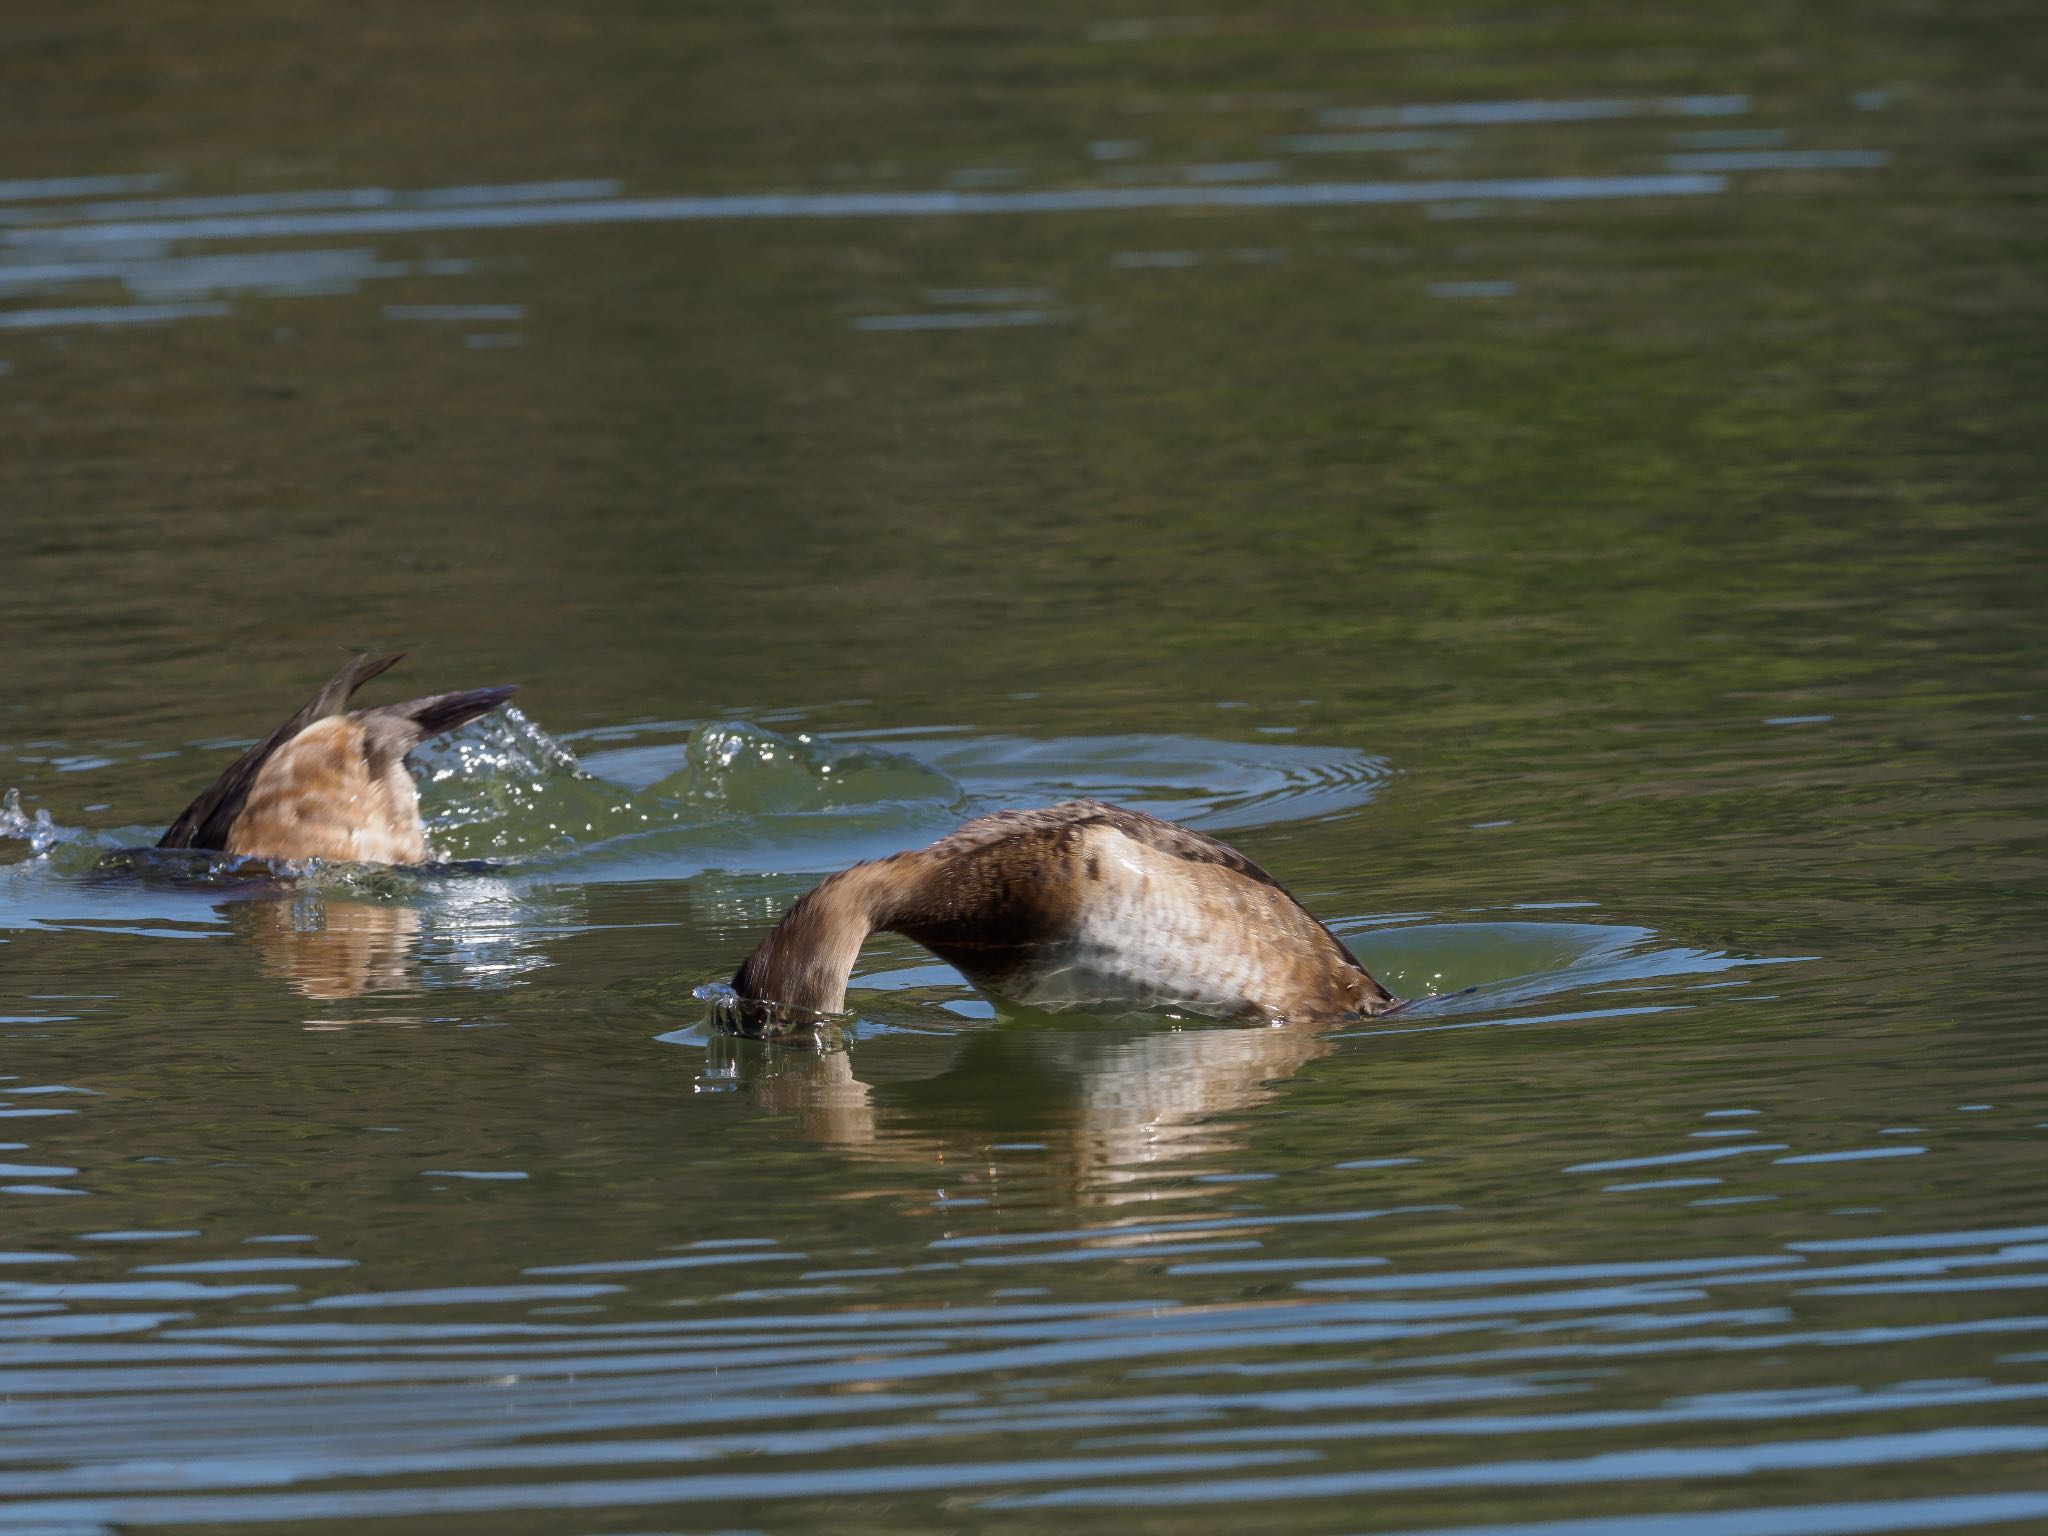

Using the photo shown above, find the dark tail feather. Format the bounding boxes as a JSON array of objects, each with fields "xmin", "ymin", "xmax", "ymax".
[
  {"xmin": 158, "ymin": 650, "xmax": 408, "ymax": 850},
  {"xmin": 308, "ymin": 651, "xmax": 404, "ymax": 718},
  {"xmin": 402, "ymin": 685, "xmax": 519, "ymax": 741}
]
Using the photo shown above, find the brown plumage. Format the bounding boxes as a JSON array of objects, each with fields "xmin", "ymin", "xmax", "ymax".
[
  {"xmin": 732, "ymin": 799, "xmax": 1400, "ymax": 1025},
  {"xmin": 158, "ymin": 653, "xmax": 516, "ymax": 865}
]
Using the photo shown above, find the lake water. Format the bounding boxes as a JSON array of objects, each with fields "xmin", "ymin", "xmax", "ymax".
[{"xmin": 1, "ymin": 2, "xmax": 2044, "ymax": 1532}]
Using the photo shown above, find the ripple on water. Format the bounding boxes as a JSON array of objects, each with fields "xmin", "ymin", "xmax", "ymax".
[
  {"xmin": 3, "ymin": 1218, "xmax": 2045, "ymax": 1526},
  {"xmin": 410, "ymin": 711, "xmax": 1391, "ymax": 880},
  {"xmin": 1, "ymin": 710, "xmax": 1831, "ymax": 1535},
  {"xmin": 2, "ymin": 710, "xmax": 1390, "ymax": 944},
  {"xmin": 12, "ymin": 708, "xmax": 1392, "ymax": 913},
  {"xmin": 1349, "ymin": 919, "xmax": 1798, "ymax": 1017},
  {"xmin": 23, "ymin": 735, "xmax": 1438, "ymax": 1035}
]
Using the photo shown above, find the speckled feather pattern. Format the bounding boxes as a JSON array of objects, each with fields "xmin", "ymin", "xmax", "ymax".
[
  {"xmin": 224, "ymin": 716, "xmax": 429, "ymax": 865},
  {"xmin": 159, "ymin": 656, "xmax": 516, "ymax": 866}
]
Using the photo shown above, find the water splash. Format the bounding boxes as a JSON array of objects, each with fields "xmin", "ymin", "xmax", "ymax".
[
  {"xmin": 405, "ymin": 704, "xmax": 652, "ymax": 859},
  {"xmin": 652, "ymin": 723, "xmax": 964, "ymax": 814},
  {"xmin": 693, "ymin": 980, "xmax": 840, "ymax": 1040},
  {"xmin": 0, "ymin": 788, "xmax": 64, "ymax": 857},
  {"xmin": 409, "ymin": 711, "xmax": 964, "ymax": 869},
  {"xmin": 3, "ymin": 713, "xmax": 1400, "ymax": 943}
]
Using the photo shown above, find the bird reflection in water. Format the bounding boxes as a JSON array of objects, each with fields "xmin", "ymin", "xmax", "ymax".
[
  {"xmin": 700, "ymin": 1009, "xmax": 1338, "ymax": 1203},
  {"xmin": 705, "ymin": 1030, "xmax": 880, "ymax": 1148},
  {"xmin": 226, "ymin": 879, "xmax": 569, "ymax": 1002},
  {"xmin": 229, "ymin": 894, "xmax": 423, "ymax": 1001}
]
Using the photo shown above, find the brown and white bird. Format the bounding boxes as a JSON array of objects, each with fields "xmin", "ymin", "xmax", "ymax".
[
  {"xmin": 157, "ymin": 653, "xmax": 516, "ymax": 866},
  {"xmin": 731, "ymin": 800, "xmax": 1401, "ymax": 1025}
]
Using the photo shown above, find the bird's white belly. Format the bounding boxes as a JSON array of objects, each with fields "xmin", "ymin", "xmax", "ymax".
[{"xmin": 993, "ymin": 830, "xmax": 1269, "ymax": 1017}]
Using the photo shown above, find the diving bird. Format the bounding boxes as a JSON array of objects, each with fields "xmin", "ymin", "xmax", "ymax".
[
  {"xmin": 731, "ymin": 799, "xmax": 1401, "ymax": 1025},
  {"xmin": 158, "ymin": 652, "xmax": 516, "ymax": 865}
]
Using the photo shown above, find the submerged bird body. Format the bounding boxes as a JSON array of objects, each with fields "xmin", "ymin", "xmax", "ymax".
[
  {"xmin": 732, "ymin": 800, "xmax": 1398, "ymax": 1024},
  {"xmin": 158, "ymin": 653, "xmax": 515, "ymax": 866}
]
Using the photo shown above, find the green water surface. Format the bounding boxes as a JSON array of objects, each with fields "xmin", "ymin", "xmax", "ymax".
[{"xmin": 0, "ymin": 1, "xmax": 2043, "ymax": 1532}]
